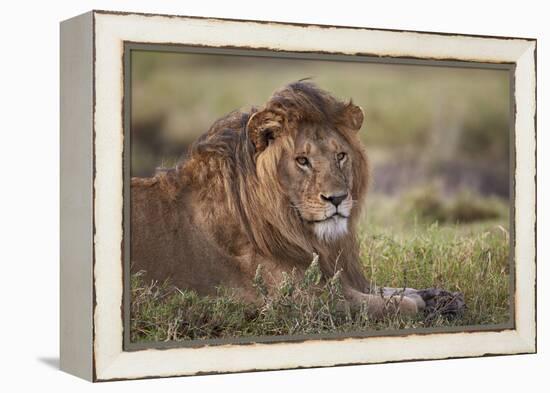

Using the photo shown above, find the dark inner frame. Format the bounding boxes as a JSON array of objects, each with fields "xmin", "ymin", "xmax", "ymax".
[{"xmin": 122, "ymin": 42, "xmax": 516, "ymax": 352}]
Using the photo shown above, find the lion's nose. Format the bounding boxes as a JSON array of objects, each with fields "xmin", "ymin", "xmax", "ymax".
[{"xmin": 321, "ymin": 192, "xmax": 348, "ymax": 207}]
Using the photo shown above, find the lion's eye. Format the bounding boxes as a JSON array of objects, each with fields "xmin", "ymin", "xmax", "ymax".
[
  {"xmin": 337, "ymin": 152, "xmax": 347, "ymax": 161},
  {"xmin": 296, "ymin": 156, "xmax": 309, "ymax": 167}
]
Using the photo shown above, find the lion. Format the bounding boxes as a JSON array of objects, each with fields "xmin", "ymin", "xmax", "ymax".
[{"xmin": 131, "ymin": 81, "xmax": 464, "ymax": 319}]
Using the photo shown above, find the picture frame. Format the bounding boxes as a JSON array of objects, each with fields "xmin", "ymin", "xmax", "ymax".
[{"xmin": 60, "ymin": 10, "xmax": 536, "ymax": 382}]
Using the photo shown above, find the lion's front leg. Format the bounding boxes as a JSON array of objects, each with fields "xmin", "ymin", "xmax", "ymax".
[
  {"xmin": 380, "ymin": 287, "xmax": 466, "ymax": 318},
  {"xmin": 344, "ymin": 287, "xmax": 420, "ymax": 319}
]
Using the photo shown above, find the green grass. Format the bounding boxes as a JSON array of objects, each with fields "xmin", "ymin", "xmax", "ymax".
[{"xmin": 130, "ymin": 191, "xmax": 510, "ymax": 344}]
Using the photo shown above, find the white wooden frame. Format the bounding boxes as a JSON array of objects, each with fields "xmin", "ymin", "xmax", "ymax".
[{"xmin": 60, "ymin": 10, "xmax": 536, "ymax": 381}]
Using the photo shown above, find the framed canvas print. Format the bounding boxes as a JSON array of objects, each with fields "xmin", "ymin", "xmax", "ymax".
[{"xmin": 60, "ymin": 10, "xmax": 537, "ymax": 382}]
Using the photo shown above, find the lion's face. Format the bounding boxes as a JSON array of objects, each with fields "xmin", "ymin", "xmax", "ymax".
[
  {"xmin": 278, "ymin": 123, "xmax": 355, "ymax": 242},
  {"xmin": 246, "ymin": 82, "xmax": 367, "ymax": 248}
]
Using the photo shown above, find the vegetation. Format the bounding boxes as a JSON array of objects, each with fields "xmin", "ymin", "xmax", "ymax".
[{"xmin": 402, "ymin": 185, "xmax": 508, "ymax": 224}]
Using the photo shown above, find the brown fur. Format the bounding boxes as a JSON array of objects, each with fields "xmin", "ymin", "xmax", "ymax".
[{"xmin": 131, "ymin": 81, "xmax": 420, "ymax": 316}]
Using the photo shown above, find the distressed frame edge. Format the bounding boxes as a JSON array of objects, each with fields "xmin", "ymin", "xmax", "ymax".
[
  {"xmin": 91, "ymin": 8, "xmax": 537, "ymax": 42},
  {"xmin": 512, "ymin": 40, "xmax": 537, "ymax": 353},
  {"xmin": 90, "ymin": 11, "xmax": 537, "ymax": 381},
  {"xmin": 59, "ymin": 11, "xmax": 95, "ymax": 381}
]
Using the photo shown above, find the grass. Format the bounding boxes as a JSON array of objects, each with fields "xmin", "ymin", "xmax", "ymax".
[{"xmin": 130, "ymin": 191, "xmax": 510, "ymax": 344}]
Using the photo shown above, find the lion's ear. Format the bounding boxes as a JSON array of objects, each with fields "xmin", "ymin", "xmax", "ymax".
[
  {"xmin": 246, "ymin": 109, "xmax": 283, "ymax": 152},
  {"xmin": 341, "ymin": 103, "xmax": 364, "ymax": 132}
]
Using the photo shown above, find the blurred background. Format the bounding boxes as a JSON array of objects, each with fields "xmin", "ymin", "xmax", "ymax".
[{"xmin": 131, "ymin": 50, "xmax": 511, "ymax": 227}]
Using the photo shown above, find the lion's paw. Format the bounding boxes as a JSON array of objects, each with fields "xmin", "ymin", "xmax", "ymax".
[{"xmin": 416, "ymin": 288, "xmax": 466, "ymax": 319}]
